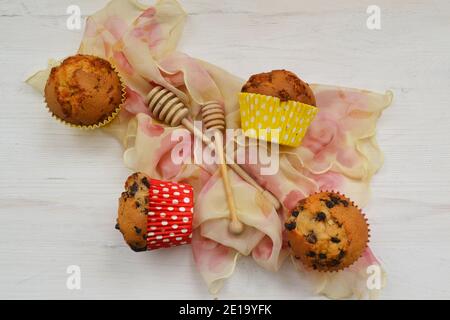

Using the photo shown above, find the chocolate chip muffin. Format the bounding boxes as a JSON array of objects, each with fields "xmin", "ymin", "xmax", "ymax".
[
  {"xmin": 285, "ymin": 192, "xmax": 369, "ymax": 272},
  {"xmin": 241, "ymin": 69, "xmax": 316, "ymax": 106},
  {"xmin": 45, "ymin": 54, "xmax": 123, "ymax": 127},
  {"xmin": 116, "ymin": 172, "xmax": 151, "ymax": 252},
  {"xmin": 116, "ymin": 172, "xmax": 195, "ymax": 252}
]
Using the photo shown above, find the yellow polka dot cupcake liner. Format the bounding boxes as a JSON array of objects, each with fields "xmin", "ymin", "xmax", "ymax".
[{"xmin": 239, "ymin": 93, "xmax": 319, "ymax": 147}]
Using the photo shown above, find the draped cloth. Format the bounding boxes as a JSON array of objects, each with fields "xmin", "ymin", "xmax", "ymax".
[{"xmin": 27, "ymin": 0, "xmax": 392, "ymax": 299}]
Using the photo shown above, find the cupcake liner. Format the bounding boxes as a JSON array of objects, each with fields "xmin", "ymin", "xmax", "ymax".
[
  {"xmin": 239, "ymin": 92, "xmax": 318, "ymax": 147},
  {"xmin": 45, "ymin": 58, "xmax": 126, "ymax": 130},
  {"xmin": 145, "ymin": 179, "xmax": 194, "ymax": 250},
  {"xmin": 289, "ymin": 190, "xmax": 370, "ymax": 273}
]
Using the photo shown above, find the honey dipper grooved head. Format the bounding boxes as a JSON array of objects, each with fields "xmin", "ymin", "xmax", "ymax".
[
  {"xmin": 146, "ymin": 86, "xmax": 189, "ymax": 126},
  {"xmin": 201, "ymin": 102, "xmax": 225, "ymax": 131}
]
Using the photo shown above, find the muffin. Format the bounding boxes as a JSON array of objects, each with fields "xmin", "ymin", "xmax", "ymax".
[
  {"xmin": 239, "ymin": 70, "xmax": 318, "ymax": 147},
  {"xmin": 242, "ymin": 69, "xmax": 316, "ymax": 106},
  {"xmin": 116, "ymin": 172, "xmax": 150, "ymax": 252},
  {"xmin": 116, "ymin": 172, "xmax": 194, "ymax": 252},
  {"xmin": 44, "ymin": 54, "xmax": 124, "ymax": 128},
  {"xmin": 285, "ymin": 192, "xmax": 369, "ymax": 272}
]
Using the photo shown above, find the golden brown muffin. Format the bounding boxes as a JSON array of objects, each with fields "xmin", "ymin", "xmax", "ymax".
[
  {"xmin": 44, "ymin": 54, "xmax": 123, "ymax": 126},
  {"xmin": 285, "ymin": 192, "xmax": 369, "ymax": 272},
  {"xmin": 241, "ymin": 69, "xmax": 316, "ymax": 106},
  {"xmin": 116, "ymin": 172, "xmax": 151, "ymax": 252}
]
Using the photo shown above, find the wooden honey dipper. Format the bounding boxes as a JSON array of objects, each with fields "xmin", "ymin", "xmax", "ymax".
[
  {"xmin": 201, "ymin": 101, "xmax": 243, "ymax": 235},
  {"xmin": 145, "ymin": 86, "xmax": 282, "ymax": 210}
]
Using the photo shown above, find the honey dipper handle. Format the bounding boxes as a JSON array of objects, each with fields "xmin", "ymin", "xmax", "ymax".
[
  {"xmin": 214, "ymin": 131, "xmax": 244, "ymax": 235},
  {"xmin": 225, "ymin": 161, "xmax": 281, "ymax": 210},
  {"xmin": 182, "ymin": 119, "xmax": 210, "ymax": 145},
  {"xmin": 181, "ymin": 119, "xmax": 282, "ymax": 210}
]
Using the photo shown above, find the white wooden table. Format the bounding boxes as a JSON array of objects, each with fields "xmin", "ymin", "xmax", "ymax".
[{"xmin": 1, "ymin": 0, "xmax": 449, "ymax": 299}]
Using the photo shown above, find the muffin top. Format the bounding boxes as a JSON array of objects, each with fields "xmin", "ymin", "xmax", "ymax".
[
  {"xmin": 285, "ymin": 192, "xmax": 369, "ymax": 272},
  {"xmin": 241, "ymin": 69, "xmax": 316, "ymax": 106},
  {"xmin": 44, "ymin": 54, "xmax": 123, "ymax": 126},
  {"xmin": 116, "ymin": 172, "xmax": 151, "ymax": 252}
]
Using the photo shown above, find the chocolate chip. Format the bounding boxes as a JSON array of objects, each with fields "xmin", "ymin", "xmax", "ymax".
[
  {"xmin": 130, "ymin": 245, "xmax": 147, "ymax": 252},
  {"xmin": 307, "ymin": 251, "xmax": 316, "ymax": 257},
  {"xmin": 131, "ymin": 172, "xmax": 140, "ymax": 180},
  {"xmin": 316, "ymin": 261, "xmax": 326, "ymax": 268},
  {"xmin": 325, "ymin": 201, "xmax": 335, "ymax": 208},
  {"xmin": 341, "ymin": 200, "xmax": 349, "ymax": 207},
  {"xmin": 338, "ymin": 250, "xmax": 346, "ymax": 260},
  {"xmin": 285, "ymin": 221, "xmax": 297, "ymax": 231},
  {"xmin": 319, "ymin": 253, "xmax": 327, "ymax": 259},
  {"xmin": 129, "ymin": 182, "xmax": 138, "ymax": 196},
  {"xmin": 315, "ymin": 212, "xmax": 326, "ymax": 221},
  {"xmin": 135, "ymin": 202, "xmax": 141, "ymax": 208},
  {"xmin": 134, "ymin": 226, "xmax": 142, "ymax": 235},
  {"xmin": 291, "ymin": 210, "xmax": 300, "ymax": 217},
  {"xmin": 115, "ymin": 223, "xmax": 120, "ymax": 230},
  {"xmin": 330, "ymin": 196, "xmax": 340, "ymax": 205},
  {"xmin": 278, "ymin": 89, "xmax": 291, "ymax": 101},
  {"xmin": 331, "ymin": 237, "xmax": 341, "ymax": 243},
  {"xmin": 330, "ymin": 259, "xmax": 340, "ymax": 266},
  {"xmin": 312, "ymin": 264, "xmax": 318, "ymax": 270},
  {"xmin": 141, "ymin": 177, "xmax": 150, "ymax": 188},
  {"xmin": 306, "ymin": 232, "xmax": 317, "ymax": 244}
]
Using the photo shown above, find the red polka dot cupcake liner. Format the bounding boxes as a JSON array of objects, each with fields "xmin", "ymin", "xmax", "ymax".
[{"xmin": 146, "ymin": 178, "xmax": 194, "ymax": 251}]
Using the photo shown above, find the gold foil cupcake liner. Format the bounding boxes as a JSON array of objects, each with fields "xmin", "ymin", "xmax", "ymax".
[
  {"xmin": 45, "ymin": 59, "xmax": 126, "ymax": 130},
  {"xmin": 239, "ymin": 92, "xmax": 318, "ymax": 147},
  {"xmin": 289, "ymin": 190, "xmax": 370, "ymax": 273}
]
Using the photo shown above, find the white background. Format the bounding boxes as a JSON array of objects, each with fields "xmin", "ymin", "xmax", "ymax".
[{"xmin": 0, "ymin": 0, "xmax": 449, "ymax": 299}]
